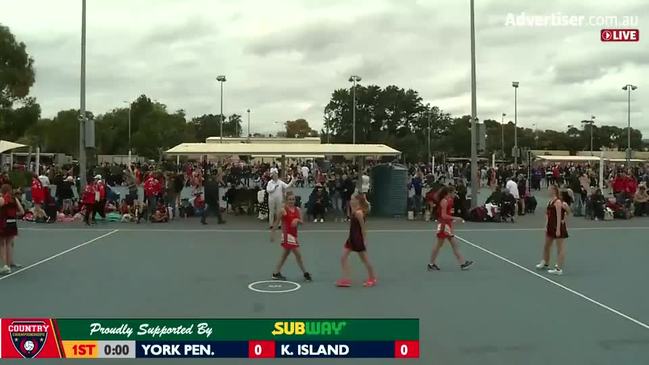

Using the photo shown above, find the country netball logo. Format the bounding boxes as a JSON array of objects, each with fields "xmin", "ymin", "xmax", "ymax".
[{"xmin": 8, "ymin": 321, "xmax": 49, "ymax": 358}]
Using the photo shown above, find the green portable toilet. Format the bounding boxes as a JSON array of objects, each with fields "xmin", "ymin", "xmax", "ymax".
[{"xmin": 369, "ymin": 164, "xmax": 408, "ymax": 217}]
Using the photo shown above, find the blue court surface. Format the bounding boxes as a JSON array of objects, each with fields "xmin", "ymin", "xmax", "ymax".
[{"xmin": 2, "ymin": 215, "xmax": 649, "ymax": 364}]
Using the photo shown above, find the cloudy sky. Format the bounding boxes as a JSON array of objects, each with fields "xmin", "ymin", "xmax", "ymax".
[{"xmin": 2, "ymin": 0, "xmax": 647, "ymax": 135}]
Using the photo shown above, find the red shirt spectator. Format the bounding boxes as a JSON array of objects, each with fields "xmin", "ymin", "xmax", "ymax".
[
  {"xmin": 612, "ymin": 176, "xmax": 626, "ymax": 194},
  {"xmin": 31, "ymin": 177, "xmax": 45, "ymax": 204},
  {"xmin": 153, "ymin": 177, "xmax": 162, "ymax": 196},
  {"xmin": 625, "ymin": 176, "xmax": 638, "ymax": 195},
  {"xmin": 144, "ymin": 174, "xmax": 162, "ymax": 198},
  {"xmin": 143, "ymin": 175, "xmax": 155, "ymax": 198},
  {"xmin": 82, "ymin": 183, "xmax": 96, "ymax": 205}
]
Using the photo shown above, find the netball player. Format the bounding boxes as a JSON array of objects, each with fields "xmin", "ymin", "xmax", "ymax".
[
  {"xmin": 536, "ymin": 185, "xmax": 569, "ymax": 275},
  {"xmin": 0, "ymin": 184, "xmax": 25, "ymax": 274},
  {"xmin": 427, "ymin": 186, "xmax": 473, "ymax": 271},
  {"xmin": 336, "ymin": 194, "xmax": 377, "ymax": 287},
  {"xmin": 270, "ymin": 191, "xmax": 312, "ymax": 281}
]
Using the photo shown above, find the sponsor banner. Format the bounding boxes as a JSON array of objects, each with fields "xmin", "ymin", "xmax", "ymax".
[
  {"xmin": 56, "ymin": 319, "xmax": 418, "ymax": 341},
  {"xmin": 0, "ymin": 319, "xmax": 419, "ymax": 359}
]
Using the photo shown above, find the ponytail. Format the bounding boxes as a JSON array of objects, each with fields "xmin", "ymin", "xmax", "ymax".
[{"xmin": 0, "ymin": 184, "xmax": 12, "ymax": 199}]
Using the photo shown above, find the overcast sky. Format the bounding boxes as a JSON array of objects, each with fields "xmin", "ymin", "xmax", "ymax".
[{"xmin": 2, "ymin": 0, "xmax": 647, "ymax": 135}]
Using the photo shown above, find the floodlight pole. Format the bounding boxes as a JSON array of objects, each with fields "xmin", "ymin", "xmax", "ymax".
[
  {"xmin": 469, "ymin": 0, "xmax": 478, "ymax": 208},
  {"xmin": 79, "ymin": 0, "xmax": 87, "ymax": 188}
]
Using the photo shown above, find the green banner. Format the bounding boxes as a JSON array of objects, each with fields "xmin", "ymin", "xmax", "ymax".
[{"xmin": 56, "ymin": 319, "xmax": 418, "ymax": 341}]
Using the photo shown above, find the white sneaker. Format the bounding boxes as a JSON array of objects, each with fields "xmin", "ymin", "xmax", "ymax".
[
  {"xmin": 319, "ymin": 219, "xmax": 324, "ymax": 223},
  {"xmin": 535, "ymin": 261, "xmax": 548, "ymax": 270},
  {"xmin": 0, "ymin": 265, "xmax": 11, "ymax": 275},
  {"xmin": 313, "ymin": 219, "xmax": 318, "ymax": 223},
  {"xmin": 548, "ymin": 266, "xmax": 563, "ymax": 276}
]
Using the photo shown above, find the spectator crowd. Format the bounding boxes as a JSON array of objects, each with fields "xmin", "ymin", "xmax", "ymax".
[{"xmin": 1, "ymin": 157, "xmax": 648, "ymax": 227}]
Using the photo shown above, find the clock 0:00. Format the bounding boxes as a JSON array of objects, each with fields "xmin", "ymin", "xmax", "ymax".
[{"xmin": 104, "ymin": 344, "xmax": 129, "ymax": 356}]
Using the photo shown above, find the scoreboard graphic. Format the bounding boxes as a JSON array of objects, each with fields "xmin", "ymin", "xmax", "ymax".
[{"xmin": 0, "ymin": 318, "xmax": 419, "ymax": 359}]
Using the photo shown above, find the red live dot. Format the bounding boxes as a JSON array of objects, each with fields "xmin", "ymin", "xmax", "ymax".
[
  {"xmin": 394, "ymin": 341, "xmax": 419, "ymax": 358},
  {"xmin": 248, "ymin": 340, "xmax": 275, "ymax": 358}
]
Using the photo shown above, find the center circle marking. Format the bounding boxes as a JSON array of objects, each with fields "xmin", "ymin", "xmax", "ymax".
[{"xmin": 248, "ymin": 280, "xmax": 301, "ymax": 293}]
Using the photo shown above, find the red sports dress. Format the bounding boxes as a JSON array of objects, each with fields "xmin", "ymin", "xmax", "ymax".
[
  {"xmin": 281, "ymin": 207, "xmax": 301, "ymax": 250},
  {"xmin": 0, "ymin": 194, "xmax": 19, "ymax": 238},
  {"xmin": 436, "ymin": 197, "xmax": 454, "ymax": 239},
  {"xmin": 345, "ymin": 210, "xmax": 366, "ymax": 252},
  {"xmin": 546, "ymin": 198, "xmax": 568, "ymax": 238}
]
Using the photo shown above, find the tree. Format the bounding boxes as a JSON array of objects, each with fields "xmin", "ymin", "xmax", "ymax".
[
  {"xmin": 95, "ymin": 108, "xmax": 130, "ymax": 155},
  {"xmin": 323, "ymin": 84, "xmax": 427, "ymax": 145},
  {"xmin": 285, "ymin": 119, "xmax": 315, "ymax": 138},
  {"xmin": 131, "ymin": 104, "xmax": 186, "ymax": 159},
  {"xmin": 37, "ymin": 110, "xmax": 86, "ymax": 156},
  {"xmin": 0, "ymin": 24, "xmax": 37, "ymax": 141},
  {"xmin": 0, "ymin": 97, "xmax": 40, "ymax": 141},
  {"xmin": 189, "ymin": 114, "xmax": 222, "ymax": 141},
  {"xmin": 129, "ymin": 94, "xmax": 155, "ymax": 135},
  {"xmin": 225, "ymin": 114, "xmax": 242, "ymax": 137},
  {"xmin": 0, "ymin": 24, "xmax": 35, "ymax": 108}
]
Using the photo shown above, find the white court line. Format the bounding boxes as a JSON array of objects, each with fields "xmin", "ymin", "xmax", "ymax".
[
  {"xmin": 18, "ymin": 227, "xmax": 116, "ymax": 232},
  {"xmin": 0, "ymin": 229, "xmax": 119, "ymax": 282},
  {"xmin": 455, "ymin": 234, "xmax": 649, "ymax": 331}
]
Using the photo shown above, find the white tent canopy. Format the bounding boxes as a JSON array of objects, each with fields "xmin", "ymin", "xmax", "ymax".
[
  {"xmin": 607, "ymin": 158, "xmax": 646, "ymax": 163},
  {"xmin": 535, "ymin": 155, "xmax": 601, "ymax": 162},
  {"xmin": 0, "ymin": 140, "xmax": 27, "ymax": 154},
  {"xmin": 165, "ymin": 143, "xmax": 401, "ymax": 157},
  {"xmin": 535, "ymin": 155, "xmax": 646, "ymax": 163},
  {"xmin": 206, "ymin": 137, "xmax": 321, "ymax": 144}
]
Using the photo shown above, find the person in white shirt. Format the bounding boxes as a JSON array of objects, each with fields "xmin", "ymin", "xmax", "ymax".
[
  {"xmin": 38, "ymin": 175, "xmax": 51, "ymax": 188},
  {"xmin": 506, "ymin": 177, "xmax": 519, "ymax": 198},
  {"xmin": 266, "ymin": 172, "xmax": 295, "ymax": 228},
  {"xmin": 301, "ymin": 165, "xmax": 309, "ymax": 187},
  {"xmin": 506, "ymin": 176, "xmax": 520, "ymax": 215}
]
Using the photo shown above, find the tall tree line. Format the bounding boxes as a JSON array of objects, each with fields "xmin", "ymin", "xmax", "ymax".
[{"xmin": 323, "ymin": 85, "xmax": 644, "ymax": 161}]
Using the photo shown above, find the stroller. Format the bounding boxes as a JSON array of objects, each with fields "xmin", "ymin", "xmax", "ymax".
[
  {"xmin": 585, "ymin": 196, "xmax": 606, "ymax": 220},
  {"xmin": 499, "ymin": 193, "xmax": 517, "ymax": 223},
  {"xmin": 606, "ymin": 197, "xmax": 633, "ymax": 219}
]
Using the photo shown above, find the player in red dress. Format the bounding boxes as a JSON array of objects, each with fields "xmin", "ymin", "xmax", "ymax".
[
  {"xmin": 336, "ymin": 194, "xmax": 377, "ymax": 287},
  {"xmin": 428, "ymin": 186, "xmax": 473, "ymax": 271},
  {"xmin": 0, "ymin": 184, "xmax": 25, "ymax": 275},
  {"xmin": 536, "ymin": 185, "xmax": 570, "ymax": 275},
  {"xmin": 270, "ymin": 191, "xmax": 312, "ymax": 281}
]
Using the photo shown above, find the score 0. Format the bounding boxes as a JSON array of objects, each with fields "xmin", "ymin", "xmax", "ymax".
[
  {"xmin": 248, "ymin": 340, "xmax": 275, "ymax": 358},
  {"xmin": 394, "ymin": 341, "xmax": 419, "ymax": 358}
]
